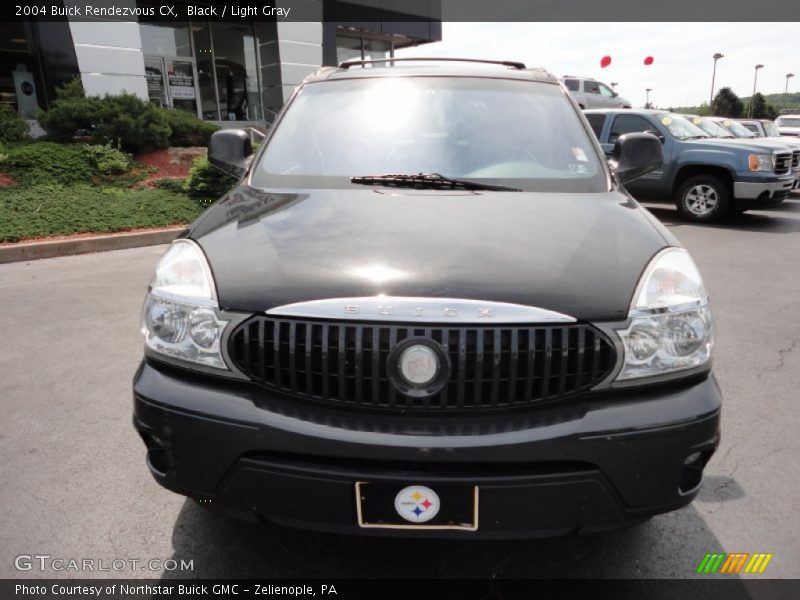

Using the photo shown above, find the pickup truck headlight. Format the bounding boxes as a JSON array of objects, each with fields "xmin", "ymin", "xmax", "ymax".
[
  {"xmin": 748, "ymin": 153, "xmax": 775, "ymax": 172},
  {"xmin": 615, "ymin": 248, "xmax": 714, "ymax": 382},
  {"xmin": 141, "ymin": 239, "xmax": 228, "ymax": 369}
]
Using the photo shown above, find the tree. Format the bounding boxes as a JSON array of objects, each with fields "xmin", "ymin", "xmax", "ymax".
[
  {"xmin": 749, "ymin": 93, "xmax": 780, "ymax": 120},
  {"xmin": 711, "ymin": 87, "xmax": 744, "ymax": 118}
]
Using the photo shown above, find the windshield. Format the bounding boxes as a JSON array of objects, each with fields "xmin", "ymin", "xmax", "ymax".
[
  {"xmin": 661, "ymin": 114, "xmax": 708, "ymax": 140},
  {"xmin": 253, "ymin": 77, "xmax": 606, "ymax": 192},
  {"xmin": 776, "ymin": 117, "xmax": 800, "ymax": 128},
  {"xmin": 689, "ymin": 117, "xmax": 733, "ymax": 138},
  {"xmin": 718, "ymin": 119, "xmax": 756, "ymax": 137},
  {"xmin": 764, "ymin": 122, "xmax": 780, "ymax": 136}
]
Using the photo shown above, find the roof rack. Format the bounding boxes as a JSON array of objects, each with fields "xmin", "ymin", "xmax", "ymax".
[{"xmin": 339, "ymin": 57, "xmax": 527, "ymax": 70}]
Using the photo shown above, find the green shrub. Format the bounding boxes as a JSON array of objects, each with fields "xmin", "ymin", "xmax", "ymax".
[
  {"xmin": 159, "ymin": 109, "xmax": 219, "ymax": 147},
  {"xmin": 83, "ymin": 144, "xmax": 133, "ymax": 175},
  {"xmin": 152, "ymin": 177, "xmax": 187, "ymax": 193},
  {"xmin": 0, "ymin": 104, "xmax": 29, "ymax": 142},
  {"xmin": 1, "ymin": 142, "xmax": 133, "ymax": 185},
  {"xmin": 0, "ymin": 183, "xmax": 205, "ymax": 243},
  {"xmin": 37, "ymin": 80, "xmax": 171, "ymax": 153},
  {"xmin": 184, "ymin": 156, "xmax": 235, "ymax": 201}
]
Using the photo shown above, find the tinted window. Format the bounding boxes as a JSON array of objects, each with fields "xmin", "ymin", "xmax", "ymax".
[
  {"xmin": 585, "ymin": 81, "xmax": 601, "ymax": 94},
  {"xmin": 609, "ymin": 114, "xmax": 654, "ymax": 141},
  {"xmin": 564, "ymin": 79, "xmax": 579, "ymax": 91},
  {"xmin": 254, "ymin": 77, "xmax": 607, "ymax": 193},
  {"xmin": 585, "ymin": 113, "xmax": 607, "ymax": 138},
  {"xmin": 741, "ymin": 123, "xmax": 760, "ymax": 134},
  {"xmin": 776, "ymin": 117, "xmax": 800, "ymax": 127}
]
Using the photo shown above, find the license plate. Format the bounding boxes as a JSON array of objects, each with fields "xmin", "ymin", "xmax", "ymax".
[{"xmin": 355, "ymin": 482, "xmax": 478, "ymax": 531}]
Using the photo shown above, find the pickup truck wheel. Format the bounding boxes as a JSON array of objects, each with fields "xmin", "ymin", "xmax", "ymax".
[{"xmin": 675, "ymin": 175, "xmax": 731, "ymax": 222}]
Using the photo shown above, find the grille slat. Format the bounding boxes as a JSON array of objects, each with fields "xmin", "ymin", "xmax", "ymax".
[
  {"xmin": 775, "ymin": 152, "xmax": 792, "ymax": 175},
  {"xmin": 230, "ymin": 317, "xmax": 616, "ymax": 413},
  {"xmin": 542, "ymin": 328, "xmax": 553, "ymax": 401}
]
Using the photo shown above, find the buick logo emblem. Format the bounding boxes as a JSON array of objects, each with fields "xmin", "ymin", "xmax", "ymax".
[
  {"xmin": 388, "ymin": 339, "xmax": 449, "ymax": 398},
  {"xmin": 399, "ymin": 344, "xmax": 439, "ymax": 386}
]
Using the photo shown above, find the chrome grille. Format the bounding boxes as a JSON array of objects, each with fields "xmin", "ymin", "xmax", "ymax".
[
  {"xmin": 775, "ymin": 152, "xmax": 792, "ymax": 175},
  {"xmin": 791, "ymin": 150, "xmax": 800, "ymax": 170},
  {"xmin": 228, "ymin": 317, "xmax": 617, "ymax": 412}
]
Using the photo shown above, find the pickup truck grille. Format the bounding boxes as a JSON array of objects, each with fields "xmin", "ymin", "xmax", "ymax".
[
  {"xmin": 228, "ymin": 317, "xmax": 617, "ymax": 412},
  {"xmin": 791, "ymin": 150, "xmax": 800, "ymax": 171},
  {"xmin": 775, "ymin": 152, "xmax": 792, "ymax": 175}
]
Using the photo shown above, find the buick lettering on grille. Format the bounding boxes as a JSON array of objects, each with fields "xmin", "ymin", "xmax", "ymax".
[{"xmin": 265, "ymin": 296, "xmax": 577, "ymax": 324}]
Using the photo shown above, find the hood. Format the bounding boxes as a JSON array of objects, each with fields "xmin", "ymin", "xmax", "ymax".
[
  {"xmin": 688, "ymin": 137, "xmax": 792, "ymax": 153},
  {"xmin": 762, "ymin": 136, "xmax": 800, "ymax": 149},
  {"xmin": 189, "ymin": 186, "xmax": 670, "ymax": 322}
]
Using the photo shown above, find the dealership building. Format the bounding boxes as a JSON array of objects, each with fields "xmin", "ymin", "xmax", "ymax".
[{"xmin": 1, "ymin": 1, "xmax": 440, "ymax": 127}]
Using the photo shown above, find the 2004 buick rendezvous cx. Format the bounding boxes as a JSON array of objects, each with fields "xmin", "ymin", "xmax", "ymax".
[{"xmin": 133, "ymin": 58, "xmax": 720, "ymax": 538}]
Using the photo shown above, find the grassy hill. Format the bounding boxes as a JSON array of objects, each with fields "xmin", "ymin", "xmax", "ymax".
[{"xmin": 671, "ymin": 91, "xmax": 800, "ymax": 116}]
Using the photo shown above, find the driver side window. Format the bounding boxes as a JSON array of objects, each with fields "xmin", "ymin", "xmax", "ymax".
[
  {"xmin": 598, "ymin": 83, "xmax": 614, "ymax": 97},
  {"xmin": 609, "ymin": 114, "xmax": 655, "ymax": 143}
]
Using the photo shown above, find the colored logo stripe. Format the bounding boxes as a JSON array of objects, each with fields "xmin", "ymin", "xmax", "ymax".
[{"xmin": 697, "ymin": 553, "xmax": 773, "ymax": 574}]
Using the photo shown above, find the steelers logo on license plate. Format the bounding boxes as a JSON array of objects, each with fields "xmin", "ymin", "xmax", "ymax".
[{"xmin": 394, "ymin": 485, "xmax": 440, "ymax": 523}]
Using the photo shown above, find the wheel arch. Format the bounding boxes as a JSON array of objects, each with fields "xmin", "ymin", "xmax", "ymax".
[{"xmin": 672, "ymin": 165, "xmax": 734, "ymax": 195}]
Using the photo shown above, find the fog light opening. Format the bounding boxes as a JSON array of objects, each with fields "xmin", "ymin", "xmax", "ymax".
[{"xmin": 684, "ymin": 452, "xmax": 702, "ymax": 465}]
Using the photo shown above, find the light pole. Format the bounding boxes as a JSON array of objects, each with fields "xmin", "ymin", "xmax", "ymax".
[
  {"xmin": 645, "ymin": 88, "xmax": 652, "ymax": 108},
  {"xmin": 749, "ymin": 64, "xmax": 764, "ymax": 117},
  {"xmin": 710, "ymin": 52, "xmax": 724, "ymax": 106},
  {"xmin": 785, "ymin": 73, "xmax": 795, "ymax": 109}
]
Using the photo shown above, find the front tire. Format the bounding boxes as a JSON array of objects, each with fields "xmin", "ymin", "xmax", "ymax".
[{"xmin": 675, "ymin": 175, "xmax": 732, "ymax": 222}]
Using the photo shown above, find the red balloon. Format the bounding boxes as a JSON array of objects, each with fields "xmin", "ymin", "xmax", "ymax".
[
  {"xmin": 600, "ymin": 55, "xmax": 612, "ymax": 68},
  {"xmin": 644, "ymin": 56, "xmax": 654, "ymax": 65}
]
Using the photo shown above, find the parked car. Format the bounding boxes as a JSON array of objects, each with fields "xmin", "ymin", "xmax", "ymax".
[
  {"xmin": 561, "ymin": 76, "xmax": 631, "ymax": 109},
  {"xmin": 134, "ymin": 58, "xmax": 721, "ymax": 538},
  {"xmin": 736, "ymin": 118, "xmax": 780, "ymax": 138},
  {"xmin": 710, "ymin": 117, "xmax": 800, "ymax": 191},
  {"xmin": 584, "ymin": 109, "xmax": 795, "ymax": 221},
  {"xmin": 774, "ymin": 114, "xmax": 800, "ymax": 137}
]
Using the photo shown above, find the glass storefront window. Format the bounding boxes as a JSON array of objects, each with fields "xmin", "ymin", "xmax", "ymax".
[
  {"xmin": 192, "ymin": 21, "xmax": 219, "ymax": 120},
  {"xmin": 139, "ymin": 22, "xmax": 192, "ymax": 58},
  {"xmin": 0, "ymin": 22, "xmax": 41, "ymax": 117},
  {"xmin": 363, "ymin": 39, "xmax": 390, "ymax": 62},
  {"xmin": 210, "ymin": 22, "xmax": 261, "ymax": 121},
  {"xmin": 335, "ymin": 35, "xmax": 361, "ymax": 65}
]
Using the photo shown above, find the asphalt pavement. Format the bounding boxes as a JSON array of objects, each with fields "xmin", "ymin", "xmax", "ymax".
[{"xmin": 1, "ymin": 197, "xmax": 798, "ymax": 580}]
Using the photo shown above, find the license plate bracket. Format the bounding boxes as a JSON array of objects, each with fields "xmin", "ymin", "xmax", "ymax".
[{"xmin": 355, "ymin": 482, "xmax": 479, "ymax": 531}]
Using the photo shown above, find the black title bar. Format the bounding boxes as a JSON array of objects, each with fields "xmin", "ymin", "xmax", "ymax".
[{"xmin": 3, "ymin": 0, "xmax": 800, "ymax": 22}]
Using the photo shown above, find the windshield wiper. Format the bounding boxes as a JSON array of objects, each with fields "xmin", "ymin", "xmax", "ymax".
[{"xmin": 350, "ymin": 173, "xmax": 521, "ymax": 192}]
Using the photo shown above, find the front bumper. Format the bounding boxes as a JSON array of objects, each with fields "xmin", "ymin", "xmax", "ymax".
[
  {"xmin": 133, "ymin": 360, "xmax": 721, "ymax": 538},
  {"xmin": 733, "ymin": 174, "xmax": 794, "ymax": 206}
]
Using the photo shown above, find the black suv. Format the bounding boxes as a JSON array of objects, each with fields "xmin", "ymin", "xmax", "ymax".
[{"xmin": 133, "ymin": 59, "xmax": 720, "ymax": 538}]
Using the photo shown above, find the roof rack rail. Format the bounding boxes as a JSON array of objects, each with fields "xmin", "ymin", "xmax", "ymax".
[{"xmin": 339, "ymin": 57, "xmax": 527, "ymax": 70}]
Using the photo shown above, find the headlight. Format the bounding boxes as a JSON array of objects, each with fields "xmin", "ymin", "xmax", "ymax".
[
  {"xmin": 141, "ymin": 239, "xmax": 228, "ymax": 369},
  {"xmin": 748, "ymin": 153, "xmax": 775, "ymax": 172},
  {"xmin": 615, "ymin": 248, "xmax": 714, "ymax": 382}
]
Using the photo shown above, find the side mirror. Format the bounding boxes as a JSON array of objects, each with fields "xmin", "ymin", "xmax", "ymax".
[
  {"xmin": 208, "ymin": 129, "xmax": 253, "ymax": 178},
  {"xmin": 610, "ymin": 132, "xmax": 663, "ymax": 184}
]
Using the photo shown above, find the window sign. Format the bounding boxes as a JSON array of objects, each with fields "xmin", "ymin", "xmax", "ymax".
[{"xmin": 167, "ymin": 68, "xmax": 196, "ymax": 99}]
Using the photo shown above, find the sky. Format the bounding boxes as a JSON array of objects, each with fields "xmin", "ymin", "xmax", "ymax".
[{"xmin": 395, "ymin": 23, "xmax": 799, "ymax": 109}]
